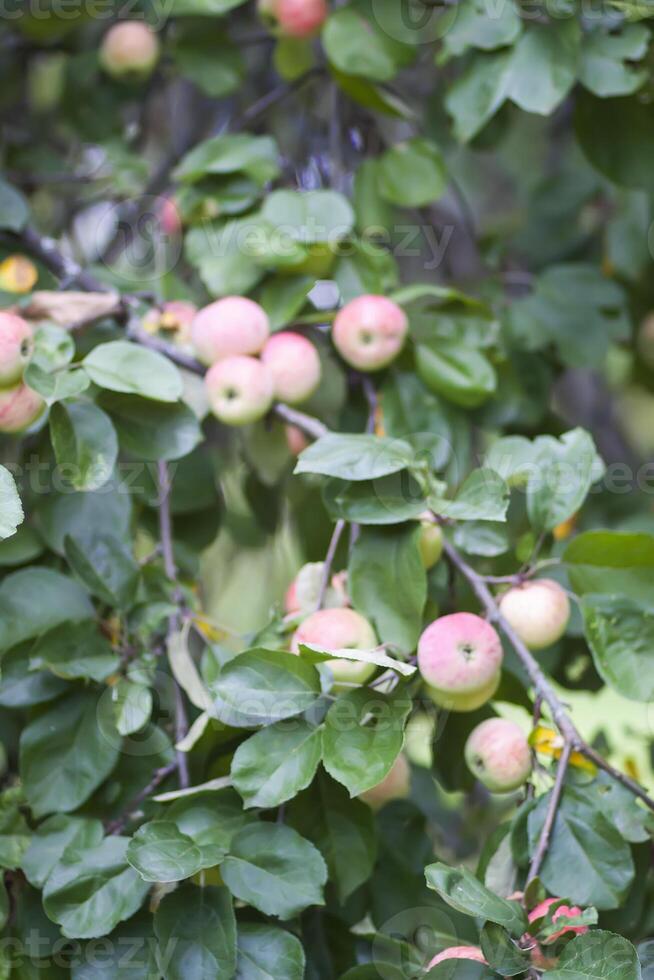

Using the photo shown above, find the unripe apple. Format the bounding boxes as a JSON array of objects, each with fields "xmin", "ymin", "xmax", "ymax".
[
  {"xmin": 261, "ymin": 331, "xmax": 322, "ymax": 405},
  {"xmin": 99, "ymin": 22, "xmax": 160, "ymax": 81},
  {"xmin": 284, "ymin": 563, "xmax": 349, "ymax": 616},
  {"xmin": 418, "ymin": 613, "xmax": 503, "ymax": 712},
  {"xmin": 465, "ymin": 718, "xmax": 532, "ymax": 793},
  {"xmin": 191, "ymin": 297, "xmax": 270, "ymax": 366},
  {"xmin": 359, "ymin": 753, "xmax": 410, "ymax": 809},
  {"xmin": 499, "ymin": 579, "xmax": 570, "ymax": 650},
  {"xmin": 0, "ymin": 382, "xmax": 45, "ymax": 433},
  {"xmin": 258, "ymin": 0, "xmax": 328, "ymax": 37},
  {"xmin": 528, "ymin": 898, "xmax": 589, "ymax": 945},
  {"xmin": 205, "ymin": 355, "xmax": 275, "ymax": 426},
  {"xmin": 291, "ymin": 607, "xmax": 377, "ymax": 686},
  {"xmin": 0, "ymin": 313, "xmax": 35, "ymax": 387},
  {"xmin": 427, "ymin": 947, "xmax": 487, "ymax": 970},
  {"xmin": 419, "ymin": 521, "xmax": 443, "ymax": 570},
  {"xmin": 332, "ymin": 295, "xmax": 408, "ymax": 372},
  {"xmin": 158, "ymin": 195, "xmax": 182, "ymax": 237}
]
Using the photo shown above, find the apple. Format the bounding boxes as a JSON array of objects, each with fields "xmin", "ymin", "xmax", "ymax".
[
  {"xmin": 142, "ymin": 301, "xmax": 197, "ymax": 343},
  {"xmin": 418, "ymin": 613, "xmax": 503, "ymax": 712},
  {"xmin": 191, "ymin": 297, "xmax": 270, "ymax": 366},
  {"xmin": 258, "ymin": 0, "xmax": 328, "ymax": 37},
  {"xmin": 499, "ymin": 579, "xmax": 570, "ymax": 650},
  {"xmin": 291, "ymin": 607, "xmax": 377, "ymax": 686},
  {"xmin": 424, "ymin": 671, "xmax": 500, "ymax": 713},
  {"xmin": 528, "ymin": 898, "xmax": 589, "ymax": 945},
  {"xmin": 205, "ymin": 355, "xmax": 275, "ymax": 426},
  {"xmin": 0, "ymin": 255, "xmax": 38, "ymax": 294},
  {"xmin": 419, "ymin": 521, "xmax": 443, "ymax": 570},
  {"xmin": 158, "ymin": 195, "xmax": 182, "ymax": 237},
  {"xmin": 285, "ymin": 424, "xmax": 310, "ymax": 456},
  {"xmin": 465, "ymin": 718, "xmax": 532, "ymax": 793},
  {"xmin": 427, "ymin": 947, "xmax": 488, "ymax": 969},
  {"xmin": 359, "ymin": 753, "xmax": 410, "ymax": 809},
  {"xmin": 332, "ymin": 295, "xmax": 408, "ymax": 372},
  {"xmin": 261, "ymin": 331, "xmax": 322, "ymax": 405},
  {"xmin": 284, "ymin": 563, "xmax": 349, "ymax": 616},
  {"xmin": 0, "ymin": 313, "xmax": 34, "ymax": 388},
  {"xmin": 99, "ymin": 22, "xmax": 160, "ymax": 81},
  {"xmin": 0, "ymin": 382, "xmax": 45, "ymax": 433}
]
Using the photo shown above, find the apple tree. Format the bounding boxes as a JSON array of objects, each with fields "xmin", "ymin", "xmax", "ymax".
[{"xmin": 1, "ymin": 0, "xmax": 654, "ymax": 976}]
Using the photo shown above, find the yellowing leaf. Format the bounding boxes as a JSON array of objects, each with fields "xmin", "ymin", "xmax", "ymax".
[{"xmin": 530, "ymin": 725, "xmax": 597, "ymax": 774}]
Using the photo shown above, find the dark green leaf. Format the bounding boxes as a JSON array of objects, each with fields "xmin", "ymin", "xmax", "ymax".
[
  {"xmin": 296, "ymin": 434, "xmax": 415, "ymax": 480},
  {"xmin": 235, "ymin": 923, "xmax": 305, "ymax": 980},
  {"xmin": 425, "ymin": 863, "xmax": 528, "ymax": 936},
  {"xmin": 0, "ymin": 567, "xmax": 92, "ymax": 654},
  {"xmin": 154, "ymin": 884, "xmax": 237, "ymax": 980},
  {"xmin": 30, "ymin": 619, "xmax": 119, "ymax": 682},
  {"xmin": 542, "ymin": 930, "xmax": 641, "ymax": 980},
  {"xmin": 210, "ymin": 649, "xmax": 321, "ymax": 727},
  {"xmin": 231, "ymin": 720, "xmax": 322, "ymax": 809},
  {"xmin": 581, "ymin": 594, "xmax": 654, "ymax": 701}
]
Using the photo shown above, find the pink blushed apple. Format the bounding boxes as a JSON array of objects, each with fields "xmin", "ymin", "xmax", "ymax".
[
  {"xmin": 418, "ymin": 613, "xmax": 503, "ymax": 710},
  {"xmin": 427, "ymin": 947, "xmax": 488, "ymax": 970},
  {"xmin": 465, "ymin": 718, "xmax": 532, "ymax": 793},
  {"xmin": 291, "ymin": 606, "xmax": 377, "ymax": 686},
  {"xmin": 191, "ymin": 297, "xmax": 270, "ymax": 366},
  {"xmin": 99, "ymin": 22, "xmax": 160, "ymax": 81},
  {"xmin": 0, "ymin": 382, "xmax": 45, "ymax": 433},
  {"xmin": 499, "ymin": 579, "xmax": 570, "ymax": 650},
  {"xmin": 258, "ymin": 0, "xmax": 328, "ymax": 37},
  {"xmin": 0, "ymin": 312, "xmax": 35, "ymax": 388},
  {"xmin": 285, "ymin": 424, "xmax": 310, "ymax": 456},
  {"xmin": 359, "ymin": 753, "xmax": 410, "ymax": 809},
  {"xmin": 332, "ymin": 295, "xmax": 408, "ymax": 371},
  {"xmin": 261, "ymin": 331, "xmax": 321, "ymax": 405},
  {"xmin": 205, "ymin": 355, "xmax": 275, "ymax": 426}
]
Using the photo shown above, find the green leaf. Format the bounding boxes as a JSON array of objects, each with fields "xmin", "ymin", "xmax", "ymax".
[
  {"xmin": 430, "ymin": 469, "xmax": 510, "ymax": 522},
  {"xmin": 174, "ymin": 36, "xmax": 244, "ymax": 97},
  {"xmin": 377, "ymin": 139, "xmax": 447, "ymax": 208},
  {"xmin": 64, "ymin": 532, "xmax": 139, "ymax": 609},
  {"xmin": 0, "ymin": 644, "xmax": 67, "ymax": 708},
  {"xmin": 575, "ymin": 90, "xmax": 654, "ymax": 192},
  {"xmin": 0, "ymin": 567, "xmax": 92, "ymax": 654},
  {"xmin": 416, "ymin": 340, "xmax": 497, "ymax": 408},
  {"xmin": 231, "ymin": 720, "xmax": 322, "ymax": 809},
  {"xmin": 185, "ymin": 218, "xmax": 265, "ymax": 296},
  {"xmin": 260, "ymin": 189, "xmax": 355, "ymax": 244},
  {"xmin": 97, "ymin": 392, "xmax": 202, "ymax": 462},
  {"xmin": 236, "ymin": 923, "xmax": 305, "ymax": 980},
  {"xmin": 323, "ymin": 473, "xmax": 428, "ymax": 525},
  {"xmin": 43, "ymin": 836, "xmax": 150, "ymax": 939},
  {"xmin": 0, "ymin": 465, "xmax": 23, "ymax": 540},
  {"xmin": 480, "ymin": 923, "xmax": 531, "ymax": 976},
  {"xmin": 288, "ymin": 769, "xmax": 377, "ymax": 903},
  {"xmin": 21, "ymin": 815, "xmax": 103, "ymax": 889},
  {"xmin": 165, "ymin": 789, "xmax": 256, "ymax": 852},
  {"xmin": 425, "ymin": 863, "xmax": 528, "ymax": 936},
  {"xmin": 30, "ymin": 619, "xmax": 119, "ymax": 682},
  {"xmin": 527, "ymin": 785, "xmax": 635, "ymax": 910},
  {"xmin": 175, "ymin": 133, "xmax": 279, "ymax": 185},
  {"xmin": 259, "ymin": 275, "xmax": 314, "ymax": 330},
  {"xmin": 564, "ymin": 531, "xmax": 654, "ymax": 606},
  {"xmin": 210, "ymin": 649, "xmax": 321, "ymax": 727},
  {"xmin": 526, "ymin": 428, "xmax": 603, "ymax": 532},
  {"xmin": 0, "ymin": 178, "xmax": 29, "ymax": 231},
  {"xmin": 20, "ymin": 690, "xmax": 120, "ymax": 817},
  {"xmin": 111, "ymin": 678, "xmax": 153, "ymax": 736},
  {"xmin": 348, "ymin": 524, "xmax": 426, "ymax": 651},
  {"xmin": 154, "ymin": 884, "xmax": 237, "ymax": 980},
  {"xmin": 581, "ymin": 594, "xmax": 654, "ymax": 701},
  {"xmin": 323, "ymin": 6, "xmax": 414, "ymax": 82},
  {"xmin": 505, "ymin": 264, "xmax": 629, "ymax": 367},
  {"xmin": 24, "ymin": 362, "xmax": 90, "ymax": 404},
  {"xmin": 0, "ymin": 792, "xmax": 30, "ymax": 870},
  {"xmin": 83, "ymin": 341, "xmax": 183, "ymax": 403},
  {"xmin": 39, "ymin": 481, "xmax": 131, "ymax": 556},
  {"xmin": 221, "ymin": 822, "xmax": 327, "ymax": 919},
  {"xmin": 296, "ymin": 434, "xmax": 415, "ymax": 480},
  {"xmin": 169, "ymin": 0, "xmax": 247, "ymax": 14},
  {"xmin": 542, "ymin": 930, "xmax": 642, "ymax": 980},
  {"xmin": 440, "ymin": 0, "xmax": 522, "ymax": 57},
  {"xmin": 127, "ymin": 821, "xmax": 224, "ymax": 883},
  {"xmin": 71, "ymin": 912, "xmax": 159, "ymax": 979},
  {"xmin": 579, "ymin": 25, "xmax": 649, "ymax": 97},
  {"xmin": 322, "ymin": 688, "xmax": 412, "ymax": 797},
  {"xmin": 49, "ymin": 401, "xmax": 118, "ymax": 492}
]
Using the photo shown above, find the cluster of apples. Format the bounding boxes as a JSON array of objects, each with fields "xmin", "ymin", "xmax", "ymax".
[
  {"xmin": 188, "ymin": 297, "xmax": 321, "ymax": 425},
  {"xmin": 181, "ymin": 293, "xmax": 409, "ymax": 427},
  {"xmin": 431, "ymin": 897, "xmax": 589, "ymax": 973},
  {"xmin": 0, "ymin": 312, "xmax": 44, "ymax": 434}
]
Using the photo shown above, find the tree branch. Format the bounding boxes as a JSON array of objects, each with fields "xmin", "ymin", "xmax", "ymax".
[
  {"xmin": 528, "ymin": 740, "xmax": 572, "ymax": 881},
  {"xmin": 106, "ymin": 761, "xmax": 176, "ymax": 835},
  {"xmin": 316, "ymin": 519, "xmax": 347, "ymax": 611},
  {"xmin": 157, "ymin": 460, "xmax": 190, "ymax": 789}
]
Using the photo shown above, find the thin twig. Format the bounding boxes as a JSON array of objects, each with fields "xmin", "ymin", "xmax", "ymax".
[
  {"xmin": 528, "ymin": 740, "xmax": 572, "ymax": 881},
  {"xmin": 105, "ymin": 761, "xmax": 176, "ymax": 835},
  {"xmin": 157, "ymin": 461, "xmax": 190, "ymax": 789},
  {"xmin": 361, "ymin": 375, "xmax": 378, "ymax": 434},
  {"xmin": 316, "ymin": 519, "xmax": 347, "ymax": 611}
]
